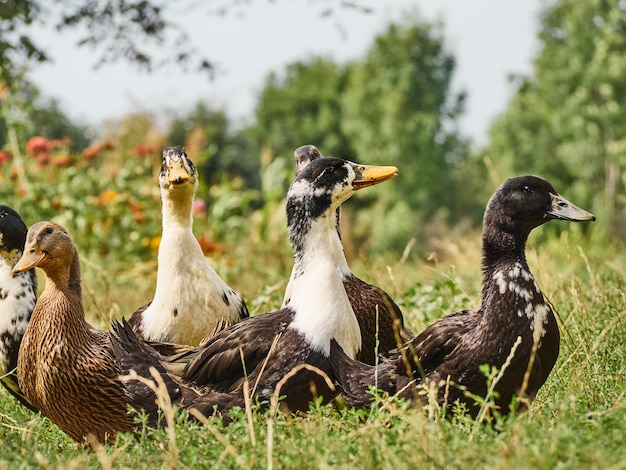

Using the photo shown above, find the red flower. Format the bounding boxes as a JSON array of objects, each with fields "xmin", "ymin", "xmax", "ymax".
[
  {"xmin": 82, "ymin": 141, "xmax": 115, "ymax": 163},
  {"xmin": 26, "ymin": 136, "xmax": 51, "ymax": 157},
  {"xmin": 0, "ymin": 151, "xmax": 11, "ymax": 164},
  {"xmin": 136, "ymin": 144, "xmax": 157, "ymax": 158}
]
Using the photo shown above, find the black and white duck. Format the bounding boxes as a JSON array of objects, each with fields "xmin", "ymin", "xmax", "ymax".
[
  {"xmin": 283, "ymin": 145, "xmax": 408, "ymax": 365},
  {"xmin": 128, "ymin": 146, "xmax": 248, "ymax": 346},
  {"xmin": 330, "ymin": 175, "xmax": 596, "ymax": 417},
  {"xmin": 114, "ymin": 157, "xmax": 399, "ymax": 418},
  {"xmin": 0, "ymin": 206, "xmax": 37, "ymax": 411}
]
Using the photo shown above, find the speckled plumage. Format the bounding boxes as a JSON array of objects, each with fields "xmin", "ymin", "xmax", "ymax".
[
  {"xmin": 0, "ymin": 206, "xmax": 37, "ymax": 411},
  {"xmin": 14, "ymin": 222, "xmax": 135, "ymax": 446},
  {"xmin": 114, "ymin": 157, "xmax": 399, "ymax": 420},
  {"xmin": 284, "ymin": 145, "xmax": 407, "ymax": 365},
  {"xmin": 128, "ymin": 146, "xmax": 248, "ymax": 346},
  {"xmin": 331, "ymin": 175, "xmax": 595, "ymax": 417}
]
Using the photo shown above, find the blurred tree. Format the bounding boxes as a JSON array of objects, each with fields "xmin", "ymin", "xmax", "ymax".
[
  {"xmin": 484, "ymin": 0, "xmax": 626, "ymax": 238},
  {"xmin": 255, "ymin": 57, "xmax": 354, "ymax": 162},
  {"xmin": 341, "ymin": 18, "xmax": 469, "ymax": 251},
  {"xmin": 167, "ymin": 103, "xmax": 260, "ymax": 190},
  {"xmin": 0, "ymin": 0, "xmax": 211, "ymax": 84},
  {"xmin": 0, "ymin": 78, "xmax": 92, "ymax": 151},
  {"xmin": 253, "ymin": 16, "xmax": 469, "ymax": 252}
]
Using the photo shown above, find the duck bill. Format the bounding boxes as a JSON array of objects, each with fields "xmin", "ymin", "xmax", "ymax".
[
  {"xmin": 546, "ymin": 193, "xmax": 596, "ymax": 222},
  {"xmin": 352, "ymin": 164, "xmax": 398, "ymax": 190},
  {"xmin": 13, "ymin": 248, "xmax": 46, "ymax": 273},
  {"xmin": 167, "ymin": 160, "xmax": 190, "ymax": 185}
]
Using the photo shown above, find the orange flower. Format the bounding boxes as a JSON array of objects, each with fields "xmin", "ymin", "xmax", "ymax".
[
  {"xmin": 130, "ymin": 200, "xmax": 145, "ymax": 223},
  {"xmin": 197, "ymin": 236, "xmax": 221, "ymax": 255},
  {"xmin": 141, "ymin": 236, "xmax": 161, "ymax": 252},
  {"xmin": 94, "ymin": 190, "xmax": 119, "ymax": 206},
  {"xmin": 50, "ymin": 155, "xmax": 72, "ymax": 168}
]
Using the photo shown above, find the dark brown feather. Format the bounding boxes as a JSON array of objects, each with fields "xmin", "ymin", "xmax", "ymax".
[{"xmin": 343, "ymin": 274, "xmax": 407, "ymax": 364}]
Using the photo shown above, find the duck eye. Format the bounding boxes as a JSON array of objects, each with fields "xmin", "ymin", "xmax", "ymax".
[
  {"xmin": 44, "ymin": 227, "xmax": 53, "ymax": 234},
  {"xmin": 522, "ymin": 185, "xmax": 533, "ymax": 193}
]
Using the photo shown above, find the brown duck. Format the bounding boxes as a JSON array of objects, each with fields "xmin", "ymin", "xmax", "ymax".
[
  {"xmin": 13, "ymin": 221, "xmax": 136, "ymax": 446},
  {"xmin": 283, "ymin": 145, "xmax": 408, "ymax": 365}
]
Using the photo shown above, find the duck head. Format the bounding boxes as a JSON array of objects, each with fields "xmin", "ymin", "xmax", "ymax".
[
  {"xmin": 159, "ymin": 146, "xmax": 198, "ymax": 191},
  {"xmin": 287, "ymin": 157, "xmax": 397, "ymax": 246},
  {"xmin": 293, "ymin": 145, "xmax": 323, "ymax": 177},
  {"xmin": 13, "ymin": 222, "xmax": 78, "ymax": 286},
  {"xmin": 0, "ymin": 206, "xmax": 29, "ymax": 265},
  {"xmin": 485, "ymin": 175, "xmax": 595, "ymax": 235}
]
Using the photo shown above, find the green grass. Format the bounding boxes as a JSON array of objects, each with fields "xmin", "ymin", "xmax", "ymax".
[{"xmin": 0, "ymin": 230, "xmax": 625, "ymax": 468}]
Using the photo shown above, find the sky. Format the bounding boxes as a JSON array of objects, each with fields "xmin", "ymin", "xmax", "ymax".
[{"xmin": 28, "ymin": 0, "xmax": 543, "ymax": 146}]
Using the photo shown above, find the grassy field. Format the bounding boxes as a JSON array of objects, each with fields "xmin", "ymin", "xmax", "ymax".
[{"xmin": 0, "ymin": 225, "xmax": 624, "ymax": 469}]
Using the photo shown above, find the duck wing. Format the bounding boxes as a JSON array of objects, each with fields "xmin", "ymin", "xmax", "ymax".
[
  {"xmin": 329, "ymin": 339, "xmax": 416, "ymax": 407},
  {"xmin": 343, "ymin": 275, "xmax": 409, "ymax": 364},
  {"xmin": 404, "ymin": 309, "xmax": 478, "ymax": 376},
  {"xmin": 173, "ymin": 310, "xmax": 294, "ymax": 392},
  {"xmin": 110, "ymin": 319, "xmax": 187, "ymax": 425},
  {"xmin": 126, "ymin": 302, "xmax": 149, "ymax": 334}
]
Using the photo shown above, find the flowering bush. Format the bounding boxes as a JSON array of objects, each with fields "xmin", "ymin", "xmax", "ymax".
[
  {"xmin": 0, "ymin": 133, "xmax": 264, "ymax": 265},
  {"xmin": 0, "ymin": 140, "xmax": 160, "ymax": 261}
]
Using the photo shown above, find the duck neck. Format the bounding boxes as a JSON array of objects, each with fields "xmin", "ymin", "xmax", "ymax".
[
  {"xmin": 287, "ymin": 209, "xmax": 360, "ymax": 358},
  {"xmin": 34, "ymin": 251, "xmax": 88, "ymax": 333},
  {"xmin": 161, "ymin": 186, "xmax": 194, "ymax": 231},
  {"xmin": 288, "ymin": 201, "xmax": 351, "ymax": 284},
  {"xmin": 479, "ymin": 217, "xmax": 554, "ymax": 345},
  {"xmin": 481, "ymin": 214, "xmax": 530, "ymax": 292},
  {"xmin": 483, "ymin": 235, "xmax": 528, "ymax": 273}
]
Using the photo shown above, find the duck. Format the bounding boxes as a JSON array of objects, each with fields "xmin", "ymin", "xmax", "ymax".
[
  {"xmin": 13, "ymin": 221, "xmax": 138, "ymax": 446},
  {"xmin": 128, "ymin": 146, "xmax": 248, "ymax": 346},
  {"xmin": 330, "ymin": 175, "xmax": 596, "ymax": 417},
  {"xmin": 113, "ymin": 157, "xmax": 399, "ymax": 418},
  {"xmin": 0, "ymin": 206, "xmax": 37, "ymax": 411},
  {"xmin": 283, "ymin": 145, "xmax": 408, "ymax": 365}
]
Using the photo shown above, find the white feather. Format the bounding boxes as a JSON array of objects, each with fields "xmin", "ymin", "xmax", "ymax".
[
  {"xmin": 140, "ymin": 180, "xmax": 244, "ymax": 345},
  {"xmin": 0, "ymin": 250, "xmax": 35, "ymax": 372}
]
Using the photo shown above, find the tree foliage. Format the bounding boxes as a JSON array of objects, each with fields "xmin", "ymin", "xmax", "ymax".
[
  {"xmin": 254, "ymin": 17, "xmax": 469, "ymax": 251},
  {"xmin": 255, "ymin": 58, "xmax": 353, "ymax": 161},
  {"xmin": 168, "ymin": 103, "xmax": 261, "ymax": 190},
  {"xmin": 0, "ymin": 79, "xmax": 92, "ymax": 151},
  {"xmin": 0, "ymin": 0, "xmax": 215, "ymax": 83},
  {"xmin": 0, "ymin": 0, "xmax": 370, "ymax": 85},
  {"xmin": 341, "ymin": 20, "xmax": 468, "ymax": 238},
  {"xmin": 485, "ymin": 0, "xmax": 626, "ymax": 238}
]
